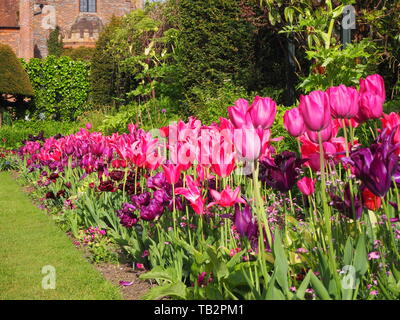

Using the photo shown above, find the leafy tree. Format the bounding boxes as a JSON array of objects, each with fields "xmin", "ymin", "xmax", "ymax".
[{"xmin": 0, "ymin": 44, "xmax": 34, "ymax": 127}]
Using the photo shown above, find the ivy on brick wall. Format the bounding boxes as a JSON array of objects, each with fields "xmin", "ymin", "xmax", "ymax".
[{"xmin": 22, "ymin": 56, "xmax": 90, "ymax": 120}]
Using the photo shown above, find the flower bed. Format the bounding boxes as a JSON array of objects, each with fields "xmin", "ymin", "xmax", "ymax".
[{"xmin": 15, "ymin": 74, "xmax": 400, "ymax": 300}]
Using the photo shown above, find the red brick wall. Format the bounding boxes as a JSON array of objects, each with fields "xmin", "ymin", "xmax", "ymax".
[
  {"xmin": 0, "ymin": 1, "xmax": 143, "ymax": 58},
  {"xmin": 0, "ymin": 29, "xmax": 21, "ymax": 56},
  {"xmin": 0, "ymin": 0, "xmax": 19, "ymax": 27}
]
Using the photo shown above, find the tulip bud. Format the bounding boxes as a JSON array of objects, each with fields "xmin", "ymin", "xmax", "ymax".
[
  {"xmin": 284, "ymin": 107, "xmax": 305, "ymax": 137},
  {"xmin": 299, "ymin": 90, "xmax": 331, "ymax": 132}
]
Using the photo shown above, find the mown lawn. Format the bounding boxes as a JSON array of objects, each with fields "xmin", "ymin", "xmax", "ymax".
[{"xmin": 0, "ymin": 172, "xmax": 122, "ymax": 300}]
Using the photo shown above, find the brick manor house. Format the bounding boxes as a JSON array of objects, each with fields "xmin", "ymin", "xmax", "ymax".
[{"xmin": 0, "ymin": 0, "xmax": 143, "ymax": 60}]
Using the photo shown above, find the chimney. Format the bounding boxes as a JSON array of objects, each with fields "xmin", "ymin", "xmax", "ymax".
[{"xmin": 19, "ymin": 0, "xmax": 34, "ymax": 60}]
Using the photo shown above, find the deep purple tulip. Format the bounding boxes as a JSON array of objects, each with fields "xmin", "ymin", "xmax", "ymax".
[
  {"xmin": 131, "ymin": 192, "xmax": 151, "ymax": 207},
  {"xmin": 259, "ymin": 151, "xmax": 306, "ymax": 192},
  {"xmin": 147, "ymin": 172, "xmax": 167, "ymax": 190},
  {"xmin": 98, "ymin": 180, "xmax": 116, "ymax": 192},
  {"xmin": 234, "ymin": 204, "xmax": 257, "ymax": 240},
  {"xmin": 117, "ymin": 203, "xmax": 138, "ymax": 228},
  {"xmin": 110, "ymin": 170, "xmax": 125, "ymax": 182},
  {"xmin": 140, "ymin": 199, "xmax": 164, "ymax": 221},
  {"xmin": 345, "ymin": 130, "xmax": 399, "ymax": 197}
]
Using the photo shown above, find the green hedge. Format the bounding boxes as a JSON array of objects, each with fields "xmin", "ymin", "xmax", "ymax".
[
  {"xmin": 0, "ymin": 120, "xmax": 80, "ymax": 150},
  {"xmin": 22, "ymin": 56, "xmax": 90, "ymax": 121}
]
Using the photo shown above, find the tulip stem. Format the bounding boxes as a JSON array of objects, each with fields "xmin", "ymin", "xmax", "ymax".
[{"xmin": 318, "ymin": 131, "xmax": 340, "ymax": 295}]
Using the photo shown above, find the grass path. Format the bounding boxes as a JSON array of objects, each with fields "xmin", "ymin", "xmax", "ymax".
[{"xmin": 0, "ymin": 172, "xmax": 122, "ymax": 300}]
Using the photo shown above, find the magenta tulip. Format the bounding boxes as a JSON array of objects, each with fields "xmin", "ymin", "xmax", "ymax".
[
  {"xmin": 306, "ymin": 121, "xmax": 333, "ymax": 143},
  {"xmin": 357, "ymin": 93, "xmax": 384, "ymax": 122},
  {"xmin": 299, "ymin": 90, "xmax": 331, "ymax": 132},
  {"xmin": 327, "ymin": 85, "xmax": 359, "ymax": 119},
  {"xmin": 283, "ymin": 107, "xmax": 305, "ymax": 137},
  {"xmin": 228, "ymin": 98, "xmax": 252, "ymax": 129},
  {"xmin": 297, "ymin": 177, "xmax": 315, "ymax": 196},
  {"xmin": 248, "ymin": 96, "xmax": 277, "ymax": 129},
  {"xmin": 162, "ymin": 163, "xmax": 182, "ymax": 185},
  {"xmin": 360, "ymin": 74, "xmax": 386, "ymax": 102}
]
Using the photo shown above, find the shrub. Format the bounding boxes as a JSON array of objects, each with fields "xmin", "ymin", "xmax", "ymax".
[
  {"xmin": 23, "ymin": 56, "xmax": 90, "ymax": 121},
  {"xmin": 90, "ymin": 16, "xmax": 123, "ymax": 106},
  {"xmin": 62, "ymin": 46, "xmax": 95, "ymax": 62},
  {"xmin": 176, "ymin": 0, "xmax": 256, "ymax": 91},
  {"xmin": 0, "ymin": 44, "xmax": 34, "ymax": 126},
  {"xmin": 185, "ymin": 81, "xmax": 283, "ymax": 125},
  {"xmin": 100, "ymin": 97, "xmax": 181, "ymax": 134},
  {"xmin": 0, "ymin": 120, "xmax": 80, "ymax": 150}
]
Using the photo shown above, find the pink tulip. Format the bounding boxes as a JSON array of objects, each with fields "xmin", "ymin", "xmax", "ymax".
[
  {"xmin": 208, "ymin": 186, "xmax": 246, "ymax": 208},
  {"xmin": 327, "ymin": 85, "xmax": 359, "ymax": 119},
  {"xmin": 360, "ymin": 74, "xmax": 386, "ymax": 102},
  {"xmin": 228, "ymin": 98, "xmax": 252, "ymax": 129},
  {"xmin": 210, "ymin": 151, "xmax": 236, "ymax": 178},
  {"xmin": 175, "ymin": 175, "xmax": 206, "ymax": 215},
  {"xmin": 248, "ymin": 96, "xmax": 277, "ymax": 129},
  {"xmin": 283, "ymin": 107, "xmax": 305, "ymax": 137},
  {"xmin": 86, "ymin": 123, "xmax": 92, "ymax": 130},
  {"xmin": 299, "ymin": 90, "xmax": 331, "ymax": 132},
  {"xmin": 162, "ymin": 163, "xmax": 182, "ymax": 185},
  {"xmin": 357, "ymin": 93, "xmax": 384, "ymax": 122},
  {"xmin": 297, "ymin": 177, "xmax": 315, "ymax": 196},
  {"xmin": 305, "ymin": 121, "xmax": 333, "ymax": 144},
  {"xmin": 234, "ymin": 128, "xmax": 261, "ymax": 161}
]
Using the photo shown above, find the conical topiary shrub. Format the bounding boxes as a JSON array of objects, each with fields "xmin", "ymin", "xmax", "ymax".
[{"xmin": 0, "ymin": 43, "xmax": 34, "ymax": 127}]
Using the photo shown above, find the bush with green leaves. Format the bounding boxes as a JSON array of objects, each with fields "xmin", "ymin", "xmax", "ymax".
[
  {"xmin": 100, "ymin": 97, "xmax": 181, "ymax": 135},
  {"xmin": 0, "ymin": 120, "xmax": 80, "ymax": 150},
  {"xmin": 62, "ymin": 46, "xmax": 95, "ymax": 62},
  {"xmin": 22, "ymin": 56, "xmax": 90, "ymax": 121}
]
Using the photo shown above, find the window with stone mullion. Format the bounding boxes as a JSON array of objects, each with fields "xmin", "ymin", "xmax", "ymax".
[{"xmin": 80, "ymin": 0, "xmax": 96, "ymax": 13}]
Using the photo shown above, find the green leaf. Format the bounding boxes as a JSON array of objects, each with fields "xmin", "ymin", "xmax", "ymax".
[
  {"xmin": 273, "ymin": 230, "xmax": 289, "ymax": 294},
  {"xmin": 354, "ymin": 235, "xmax": 368, "ymax": 277},
  {"xmin": 310, "ymin": 272, "xmax": 331, "ymax": 300},
  {"xmin": 141, "ymin": 281, "xmax": 187, "ymax": 300},
  {"xmin": 139, "ymin": 266, "xmax": 174, "ymax": 283}
]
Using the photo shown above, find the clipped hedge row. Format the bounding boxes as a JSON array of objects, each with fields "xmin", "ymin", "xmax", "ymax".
[{"xmin": 0, "ymin": 120, "xmax": 80, "ymax": 150}]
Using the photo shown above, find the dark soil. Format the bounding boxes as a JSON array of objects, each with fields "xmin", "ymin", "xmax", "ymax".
[{"xmin": 96, "ymin": 263, "xmax": 154, "ymax": 300}]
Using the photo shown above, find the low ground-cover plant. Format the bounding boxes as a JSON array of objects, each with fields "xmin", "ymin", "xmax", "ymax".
[{"xmin": 14, "ymin": 74, "xmax": 400, "ymax": 300}]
